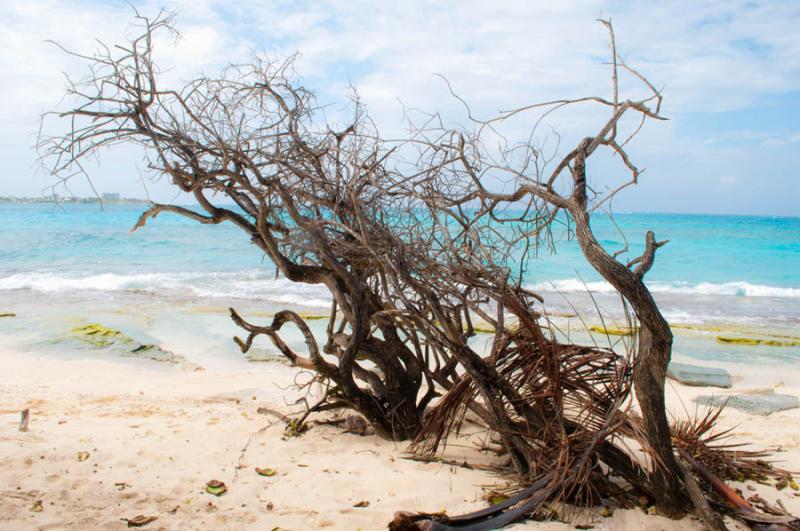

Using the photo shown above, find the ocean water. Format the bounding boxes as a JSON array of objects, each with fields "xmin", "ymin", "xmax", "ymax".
[{"xmin": 0, "ymin": 203, "xmax": 798, "ymax": 370}]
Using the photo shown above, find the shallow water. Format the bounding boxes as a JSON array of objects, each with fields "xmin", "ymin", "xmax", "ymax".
[{"xmin": 0, "ymin": 203, "xmax": 797, "ymax": 370}]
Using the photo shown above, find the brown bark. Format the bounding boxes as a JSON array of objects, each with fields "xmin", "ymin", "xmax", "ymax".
[{"xmin": 570, "ymin": 207, "xmax": 685, "ymax": 515}]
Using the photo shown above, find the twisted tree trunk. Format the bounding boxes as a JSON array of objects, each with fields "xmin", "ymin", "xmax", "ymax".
[{"xmin": 571, "ymin": 205, "xmax": 685, "ymax": 515}]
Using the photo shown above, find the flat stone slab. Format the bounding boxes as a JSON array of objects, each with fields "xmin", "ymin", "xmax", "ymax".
[
  {"xmin": 667, "ymin": 361, "xmax": 732, "ymax": 388},
  {"xmin": 695, "ymin": 392, "xmax": 799, "ymax": 415}
]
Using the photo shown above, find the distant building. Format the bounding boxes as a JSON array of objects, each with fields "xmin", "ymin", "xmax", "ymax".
[{"xmin": 102, "ymin": 192, "xmax": 121, "ymax": 201}]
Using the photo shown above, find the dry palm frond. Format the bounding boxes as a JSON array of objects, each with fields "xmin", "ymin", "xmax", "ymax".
[
  {"xmin": 413, "ymin": 310, "xmax": 645, "ymax": 511},
  {"xmin": 415, "ymin": 374, "xmax": 475, "ymax": 458},
  {"xmin": 672, "ymin": 405, "xmax": 786, "ymax": 483}
]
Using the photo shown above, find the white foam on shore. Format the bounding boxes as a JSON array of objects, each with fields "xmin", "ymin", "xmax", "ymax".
[
  {"xmin": 528, "ymin": 278, "xmax": 800, "ymax": 298},
  {"xmin": 0, "ymin": 270, "xmax": 332, "ymax": 308},
  {"xmin": 2, "ymin": 271, "xmax": 799, "ymax": 319}
]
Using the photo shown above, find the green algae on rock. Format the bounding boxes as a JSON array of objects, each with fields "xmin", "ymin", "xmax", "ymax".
[
  {"xmin": 68, "ymin": 322, "xmax": 193, "ymax": 366},
  {"xmin": 716, "ymin": 336, "xmax": 800, "ymax": 347},
  {"xmin": 588, "ymin": 326, "xmax": 634, "ymax": 336},
  {"xmin": 71, "ymin": 323, "xmax": 133, "ymax": 347}
]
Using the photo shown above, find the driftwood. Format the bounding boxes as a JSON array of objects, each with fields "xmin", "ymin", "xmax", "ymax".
[{"xmin": 19, "ymin": 408, "xmax": 29, "ymax": 432}]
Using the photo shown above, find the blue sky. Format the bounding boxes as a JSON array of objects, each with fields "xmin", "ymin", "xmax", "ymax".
[{"xmin": 1, "ymin": 0, "xmax": 798, "ymax": 215}]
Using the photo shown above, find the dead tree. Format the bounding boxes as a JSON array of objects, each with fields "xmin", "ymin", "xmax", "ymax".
[
  {"xmin": 40, "ymin": 11, "xmax": 796, "ymax": 530},
  {"xmin": 385, "ymin": 20, "xmax": 795, "ymax": 527},
  {"xmin": 37, "ymin": 9, "xmax": 445, "ymax": 439}
]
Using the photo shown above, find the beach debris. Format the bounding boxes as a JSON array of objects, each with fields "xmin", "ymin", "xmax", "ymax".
[
  {"xmin": 667, "ymin": 362, "xmax": 732, "ymax": 388},
  {"xmin": 255, "ymin": 467, "xmax": 277, "ymax": 477},
  {"xmin": 130, "ymin": 344, "xmax": 155, "ymax": 353},
  {"xmin": 776, "ymin": 476, "xmax": 800, "ymax": 491},
  {"xmin": 115, "ymin": 482, "xmax": 131, "ymax": 491},
  {"xmin": 0, "ymin": 312, "xmax": 15, "ymax": 318},
  {"xmin": 483, "ymin": 491, "xmax": 509, "ymax": 506},
  {"xmin": 353, "ymin": 500, "xmax": 370, "ymax": 508},
  {"xmin": 283, "ymin": 418, "xmax": 309, "ymax": 438},
  {"xmin": 205, "ymin": 479, "xmax": 227, "ymax": 496},
  {"xmin": 30, "ymin": 500, "xmax": 43, "ymax": 512},
  {"xmin": 672, "ymin": 406, "xmax": 789, "ymax": 485},
  {"xmin": 77, "ymin": 451, "xmax": 91, "ymax": 462},
  {"xmin": 389, "ymin": 509, "xmax": 449, "ymax": 530},
  {"xmin": 695, "ymin": 392, "xmax": 799, "ymax": 415},
  {"xmin": 716, "ymin": 335, "xmax": 800, "ymax": 347},
  {"xmin": 19, "ymin": 408, "xmax": 30, "ymax": 432},
  {"xmin": 342, "ymin": 415, "xmax": 372, "ymax": 436},
  {"xmin": 124, "ymin": 515, "xmax": 158, "ymax": 527}
]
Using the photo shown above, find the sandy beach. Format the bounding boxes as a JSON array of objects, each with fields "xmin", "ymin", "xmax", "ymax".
[
  {"xmin": 2, "ymin": 0, "xmax": 799, "ymax": 528},
  {"xmin": 3, "ymin": 337, "xmax": 800, "ymax": 531}
]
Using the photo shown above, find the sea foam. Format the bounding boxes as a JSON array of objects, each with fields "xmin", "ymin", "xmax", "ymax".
[
  {"xmin": 2, "ymin": 271, "xmax": 798, "ymax": 303},
  {"xmin": 527, "ymin": 278, "xmax": 800, "ymax": 298},
  {"xmin": 0, "ymin": 270, "xmax": 333, "ymax": 307}
]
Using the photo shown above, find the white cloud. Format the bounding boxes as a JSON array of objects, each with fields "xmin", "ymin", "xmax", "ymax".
[
  {"xmin": 1, "ymin": 0, "xmax": 798, "ymax": 215},
  {"xmin": 211, "ymin": 0, "xmax": 800, "ymax": 116}
]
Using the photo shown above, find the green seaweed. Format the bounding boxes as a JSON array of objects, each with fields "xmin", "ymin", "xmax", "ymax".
[
  {"xmin": 71, "ymin": 323, "xmax": 134, "ymax": 347},
  {"xmin": 589, "ymin": 326, "xmax": 634, "ymax": 336},
  {"xmin": 65, "ymin": 324, "xmax": 192, "ymax": 367},
  {"xmin": 716, "ymin": 336, "xmax": 800, "ymax": 347},
  {"xmin": 246, "ymin": 311, "xmax": 329, "ymax": 321},
  {"xmin": 765, "ymin": 333, "xmax": 800, "ymax": 341},
  {"xmin": 297, "ymin": 314, "xmax": 329, "ymax": 321}
]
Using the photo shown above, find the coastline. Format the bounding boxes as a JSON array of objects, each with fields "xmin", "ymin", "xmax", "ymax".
[
  {"xmin": 1, "ymin": 203, "xmax": 798, "ymax": 529},
  {"xmin": 2, "ymin": 331, "xmax": 800, "ymax": 530}
]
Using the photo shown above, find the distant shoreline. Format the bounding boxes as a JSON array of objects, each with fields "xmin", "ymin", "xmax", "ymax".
[
  {"xmin": 1, "ymin": 197, "xmax": 797, "ymax": 218},
  {"xmin": 0, "ymin": 196, "xmax": 150, "ymax": 205}
]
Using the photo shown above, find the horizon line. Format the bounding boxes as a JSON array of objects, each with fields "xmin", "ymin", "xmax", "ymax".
[{"xmin": 1, "ymin": 194, "xmax": 798, "ymax": 219}]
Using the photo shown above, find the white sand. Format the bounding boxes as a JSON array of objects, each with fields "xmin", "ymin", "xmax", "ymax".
[{"xmin": 2, "ymin": 346, "xmax": 799, "ymax": 530}]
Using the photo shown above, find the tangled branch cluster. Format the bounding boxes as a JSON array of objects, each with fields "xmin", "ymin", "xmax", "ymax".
[{"xmin": 39, "ymin": 10, "xmax": 796, "ymax": 530}]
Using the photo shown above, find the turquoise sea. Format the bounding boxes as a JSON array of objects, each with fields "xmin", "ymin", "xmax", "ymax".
[{"xmin": 1, "ymin": 203, "xmax": 798, "ymax": 370}]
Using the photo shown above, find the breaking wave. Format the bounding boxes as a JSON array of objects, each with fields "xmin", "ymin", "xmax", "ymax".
[
  {"xmin": 527, "ymin": 278, "xmax": 800, "ymax": 298},
  {"xmin": 0, "ymin": 270, "xmax": 332, "ymax": 307}
]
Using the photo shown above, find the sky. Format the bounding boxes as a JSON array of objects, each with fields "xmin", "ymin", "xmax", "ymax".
[{"xmin": 1, "ymin": 0, "xmax": 799, "ymax": 216}]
